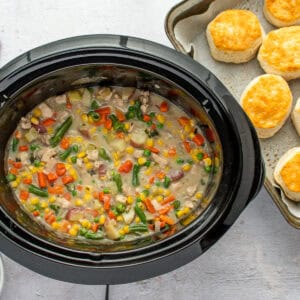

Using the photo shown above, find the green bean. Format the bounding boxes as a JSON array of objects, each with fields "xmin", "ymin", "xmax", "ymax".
[
  {"xmin": 112, "ymin": 172, "xmax": 123, "ymax": 193},
  {"xmin": 129, "ymin": 223, "xmax": 148, "ymax": 233},
  {"xmin": 28, "ymin": 184, "xmax": 49, "ymax": 197},
  {"xmin": 72, "ymin": 144, "xmax": 79, "ymax": 153},
  {"xmin": 50, "ymin": 116, "xmax": 73, "ymax": 147},
  {"xmin": 99, "ymin": 147, "xmax": 111, "ymax": 161},
  {"xmin": 163, "ymin": 176, "xmax": 171, "ymax": 188},
  {"xmin": 70, "ymin": 156, "xmax": 77, "ymax": 164},
  {"xmin": 134, "ymin": 205, "xmax": 147, "ymax": 224},
  {"xmin": 197, "ymin": 153, "xmax": 204, "ymax": 160},
  {"xmin": 12, "ymin": 138, "xmax": 19, "ymax": 152},
  {"xmin": 116, "ymin": 203, "xmax": 126, "ymax": 214},
  {"xmin": 103, "ymin": 187, "xmax": 110, "ymax": 194},
  {"xmin": 90, "ymin": 100, "xmax": 99, "ymax": 110},
  {"xmin": 176, "ymin": 158, "xmax": 184, "ymax": 164},
  {"xmin": 84, "ymin": 231, "xmax": 104, "ymax": 240},
  {"xmin": 59, "ymin": 147, "xmax": 72, "ymax": 161},
  {"xmin": 132, "ymin": 164, "xmax": 140, "ymax": 186},
  {"xmin": 88, "ymin": 111, "xmax": 100, "ymax": 121},
  {"xmin": 49, "ymin": 204, "xmax": 60, "ymax": 215},
  {"xmin": 109, "ymin": 114, "xmax": 125, "ymax": 132},
  {"xmin": 30, "ymin": 143, "xmax": 39, "ymax": 152},
  {"xmin": 173, "ymin": 200, "xmax": 181, "ymax": 210}
]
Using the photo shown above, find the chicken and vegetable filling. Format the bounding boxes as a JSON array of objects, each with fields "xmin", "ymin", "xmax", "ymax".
[{"xmin": 6, "ymin": 86, "xmax": 216, "ymax": 242}]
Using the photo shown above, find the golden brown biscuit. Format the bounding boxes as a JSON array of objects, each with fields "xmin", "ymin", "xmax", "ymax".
[
  {"xmin": 264, "ymin": 0, "xmax": 300, "ymax": 27},
  {"xmin": 206, "ymin": 9, "xmax": 264, "ymax": 63},
  {"xmin": 258, "ymin": 26, "xmax": 300, "ymax": 81},
  {"xmin": 240, "ymin": 74, "xmax": 292, "ymax": 138}
]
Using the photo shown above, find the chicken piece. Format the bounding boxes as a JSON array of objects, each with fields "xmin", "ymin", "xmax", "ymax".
[
  {"xmin": 186, "ymin": 185, "xmax": 198, "ymax": 197},
  {"xmin": 97, "ymin": 87, "xmax": 113, "ymax": 101},
  {"xmin": 38, "ymin": 103, "xmax": 53, "ymax": 118},
  {"xmin": 39, "ymin": 134, "xmax": 50, "ymax": 146},
  {"xmin": 133, "ymin": 149, "xmax": 144, "ymax": 159},
  {"xmin": 20, "ymin": 117, "xmax": 31, "ymax": 129},
  {"xmin": 39, "ymin": 148, "xmax": 56, "ymax": 162},
  {"xmin": 111, "ymin": 92, "xmax": 124, "ymax": 108},
  {"xmin": 116, "ymin": 194, "xmax": 127, "ymax": 204},
  {"xmin": 86, "ymin": 149, "xmax": 98, "ymax": 161},
  {"xmin": 152, "ymin": 153, "xmax": 168, "ymax": 168},
  {"xmin": 104, "ymin": 219, "xmax": 120, "ymax": 240},
  {"xmin": 139, "ymin": 90, "xmax": 150, "ymax": 113},
  {"xmin": 55, "ymin": 94, "xmax": 67, "ymax": 105},
  {"xmin": 18, "ymin": 152, "xmax": 30, "ymax": 166},
  {"xmin": 122, "ymin": 207, "xmax": 135, "ymax": 225},
  {"xmin": 57, "ymin": 111, "xmax": 69, "ymax": 122},
  {"xmin": 56, "ymin": 196, "xmax": 72, "ymax": 209},
  {"xmin": 44, "ymin": 158, "xmax": 58, "ymax": 174}
]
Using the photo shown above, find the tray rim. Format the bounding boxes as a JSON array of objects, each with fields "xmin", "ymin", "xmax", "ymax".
[{"xmin": 164, "ymin": 0, "xmax": 300, "ymax": 229}]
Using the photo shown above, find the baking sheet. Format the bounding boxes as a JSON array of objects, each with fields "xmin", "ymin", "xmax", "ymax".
[{"xmin": 166, "ymin": 0, "xmax": 300, "ymax": 227}]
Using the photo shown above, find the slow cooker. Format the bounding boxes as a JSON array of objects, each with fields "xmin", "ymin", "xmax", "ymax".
[{"xmin": 0, "ymin": 35, "xmax": 264, "ymax": 284}]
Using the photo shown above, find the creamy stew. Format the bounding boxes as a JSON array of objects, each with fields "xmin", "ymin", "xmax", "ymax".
[{"xmin": 5, "ymin": 86, "xmax": 215, "ymax": 242}]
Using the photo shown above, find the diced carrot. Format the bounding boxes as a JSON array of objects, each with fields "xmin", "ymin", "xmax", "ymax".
[
  {"xmin": 150, "ymin": 123, "xmax": 156, "ymax": 130},
  {"xmin": 161, "ymin": 195, "xmax": 175, "ymax": 205},
  {"xmin": 108, "ymin": 210, "xmax": 116, "ymax": 220},
  {"xmin": 32, "ymin": 211, "xmax": 40, "ymax": 217},
  {"xmin": 160, "ymin": 101, "xmax": 169, "ymax": 112},
  {"xmin": 96, "ymin": 106, "xmax": 111, "ymax": 115},
  {"xmin": 98, "ymin": 191, "xmax": 105, "ymax": 202},
  {"xmin": 145, "ymin": 146, "xmax": 160, "ymax": 154},
  {"xmin": 37, "ymin": 172, "xmax": 47, "ymax": 188},
  {"xmin": 168, "ymin": 146, "xmax": 177, "ymax": 156},
  {"xmin": 12, "ymin": 162, "xmax": 22, "ymax": 169},
  {"xmin": 63, "ymin": 192, "xmax": 71, "ymax": 201},
  {"xmin": 62, "ymin": 175, "xmax": 74, "ymax": 185},
  {"xmin": 60, "ymin": 137, "xmax": 70, "ymax": 150},
  {"xmin": 148, "ymin": 224, "xmax": 154, "ymax": 230},
  {"xmin": 145, "ymin": 198, "xmax": 155, "ymax": 213},
  {"xmin": 91, "ymin": 223, "xmax": 99, "ymax": 233},
  {"xmin": 203, "ymin": 153, "xmax": 209, "ymax": 159},
  {"xmin": 143, "ymin": 114, "xmax": 151, "ymax": 122},
  {"xmin": 19, "ymin": 145, "xmax": 28, "ymax": 152},
  {"xmin": 48, "ymin": 185, "xmax": 64, "ymax": 195},
  {"xmin": 60, "ymin": 220, "xmax": 71, "ymax": 233},
  {"xmin": 160, "ymin": 221, "xmax": 166, "ymax": 228},
  {"xmin": 118, "ymin": 160, "xmax": 133, "ymax": 173},
  {"xmin": 9, "ymin": 168, "xmax": 18, "ymax": 175},
  {"xmin": 192, "ymin": 134, "xmax": 205, "ymax": 146},
  {"xmin": 178, "ymin": 116, "xmax": 190, "ymax": 127},
  {"xmin": 19, "ymin": 190, "xmax": 29, "ymax": 201},
  {"xmin": 103, "ymin": 195, "xmax": 111, "ymax": 211},
  {"xmin": 76, "ymin": 185, "xmax": 83, "ymax": 191},
  {"xmin": 66, "ymin": 98, "xmax": 72, "ymax": 109},
  {"xmin": 22, "ymin": 178, "xmax": 32, "ymax": 185},
  {"xmin": 183, "ymin": 141, "xmax": 191, "ymax": 153},
  {"xmin": 116, "ymin": 109, "xmax": 125, "ymax": 122},
  {"xmin": 104, "ymin": 118, "xmax": 112, "ymax": 130},
  {"xmin": 8, "ymin": 159, "xmax": 14, "ymax": 165},
  {"xmin": 56, "ymin": 163, "xmax": 66, "ymax": 176},
  {"xmin": 160, "ymin": 215, "xmax": 175, "ymax": 225},
  {"xmin": 116, "ymin": 132, "xmax": 125, "ymax": 139},
  {"xmin": 45, "ymin": 212, "xmax": 56, "ymax": 224},
  {"xmin": 156, "ymin": 171, "xmax": 165, "ymax": 180},
  {"xmin": 47, "ymin": 172, "xmax": 58, "ymax": 182},
  {"xmin": 158, "ymin": 205, "xmax": 172, "ymax": 215},
  {"xmin": 15, "ymin": 131, "xmax": 22, "ymax": 139},
  {"xmin": 93, "ymin": 191, "xmax": 99, "ymax": 199},
  {"xmin": 42, "ymin": 118, "xmax": 56, "ymax": 127},
  {"xmin": 149, "ymin": 176, "xmax": 155, "ymax": 184}
]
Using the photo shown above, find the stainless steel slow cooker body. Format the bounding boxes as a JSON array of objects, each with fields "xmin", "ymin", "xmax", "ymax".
[{"xmin": 0, "ymin": 35, "xmax": 264, "ymax": 284}]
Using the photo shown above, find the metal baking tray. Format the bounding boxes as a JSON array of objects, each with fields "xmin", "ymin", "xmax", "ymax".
[{"xmin": 165, "ymin": 0, "xmax": 300, "ymax": 228}]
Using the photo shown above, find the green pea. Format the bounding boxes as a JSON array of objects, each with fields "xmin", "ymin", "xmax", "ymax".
[
  {"xmin": 197, "ymin": 153, "xmax": 204, "ymax": 160},
  {"xmin": 6, "ymin": 173, "xmax": 16, "ymax": 182},
  {"xmin": 143, "ymin": 149, "xmax": 151, "ymax": 157}
]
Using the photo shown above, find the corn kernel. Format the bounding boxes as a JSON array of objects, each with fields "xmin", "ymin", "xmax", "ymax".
[
  {"xmin": 76, "ymin": 108, "xmax": 81, "ymax": 115},
  {"xmin": 182, "ymin": 164, "xmax": 191, "ymax": 172},
  {"xmin": 69, "ymin": 168, "xmax": 78, "ymax": 180},
  {"xmin": 41, "ymin": 201, "xmax": 48, "ymax": 209},
  {"xmin": 30, "ymin": 117, "xmax": 39, "ymax": 125},
  {"xmin": 51, "ymin": 222, "xmax": 60, "ymax": 230},
  {"xmin": 135, "ymin": 217, "xmax": 140, "ymax": 223},
  {"xmin": 204, "ymin": 157, "xmax": 212, "ymax": 166},
  {"xmin": 124, "ymin": 123, "xmax": 130, "ymax": 130},
  {"xmin": 156, "ymin": 114, "xmax": 165, "ymax": 123},
  {"xmin": 88, "ymin": 116, "xmax": 94, "ymax": 124},
  {"xmin": 83, "ymin": 193, "xmax": 92, "ymax": 201},
  {"xmin": 75, "ymin": 199, "xmax": 83, "ymax": 206},
  {"xmin": 189, "ymin": 132, "xmax": 196, "ymax": 139},
  {"xmin": 123, "ymin": 225, "xmax": 130, "ymax": 234},
  {"xmin": 49, "ymin": 196, "xmax": 56, "ymax": 203},
  {"xmin": 83, "ymin": 157, "xmax": 89, "ymax": 164},
  {"xmin": 44, "ymin": 208, "xmax": 50, "ymax": 214},
  {"xmin": 129, "ymin": 100, "xmax": 135, "ymax": 106},
  {"xmin": 164, "ymin": 189, "xmax": 171, "ymax": 197},
  {"xmin": 66, "ymin": 157, "xmax": 72, "ymax": 164},
  {"xmin": 215, "ymin": 157, "xmax": 220, "ymax": 168},
  {"xmin": 146, "ymin": 138, "xmax": 154, "ymax": 147},
  {"xmin": 182, "ymin": 214, "xmax": 196, "ymax": 226},
  {"xmin": 80, "ymin": 219, "xmax": 91, "ymax": 229},
  {"xmin": 89, "ymin": 127, "xmax": 96, "ymax": 135},
  {"xmin": 158, "ymin": 187, "xmax": 164, "ymax": 195},
  {"xmin": 33, "ymin": 108, "xmax": 42, "ymax": 117},
  {"xmin": 81, "ymin": 114, "xmax": 88, "ymax": 122},
  {"xmin": 127, "ymin": 196, "xmax": 134, "ymax": 204},
  {"xmin": 183, "ymin": 207, "xmax": 190, "ymax": 214},
  {"xmin": 163, "ymin": 150, "xmax": 169, "ymax": 158},
  {"xmin": 75, "ymin": 136, "xmax": 83, "ymax": 143},
  {"xmin": 102, "ymin": 128, "xmax": 108, "ymax": 135},
  {"xmin": 176, "ymin": 210, "xmax": 185, "ymax": 218},
  {"xmin": 144, "ymin": 184, "xmax": 151, "ymax": 189},
  {"xmin": 114, "ymin": 160, "xmax": 120, "ymax": 167},
  {"xmin": 113, "ymin": 152, "xmax": 120, "ymax": 161},
  {"xmin": 99, "ymin": 215, "xmax": 106, "ymax": 225},
  {"xmin": 137, "ymin": 202, "xmax": 145, "ymax": 210},
  {"xmin": 165, "ymin": 121, "xmax": 172, "ymax": 128},
  {"xmin": 77, "ymin": 151, "xmax": 86, "ymax": 158},
  {"xmin": 119, "ymin": 229, "xmax": 125, "ymax": 235},
  {"xmin": 117, "ymin": 215, "xmax": 123, "ymax": 222},
  {"xmin": 157, "ymin": 139, "xmax": 164, "ymax": 146},
  {"xmin": 138, "ymin": 157, "xmax": 147, "ymax": 165},
  {"xmin": 30, "ymin": 197, "xmax": 40, "ymax": 205},
  {"xmin": 85, "ymin": 162, "xmax": 93, "ymax": 170},
  {"xmin": 144, "ymin": 168, "xmax": 153, "ymax": 176},
  {"xmin": 69, "ymin": 228, "xmax": 78, "ymax": 236},
  {"xmin": 10, "ymin": 181, "xmax": 18, "ymax": 188},
  {"xmin": 126, "ymin": 146, "xmax": 134, "ymax": 154},
  {"xmin": 140, "ymin": 193, "xmax": 146, "ymax": 201},
  {"xmin": 156, "ymin": 195, "xmax": 163, "ymax": 202},
  {"xmin": 196, "ymin": 192, "xmax": 202, "ymax": 199}
]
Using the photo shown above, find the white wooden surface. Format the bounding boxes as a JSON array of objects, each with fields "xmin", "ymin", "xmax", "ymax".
[{"xmin": 0, "ymin": 1, "xmax": 300, "ymax": 299}]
